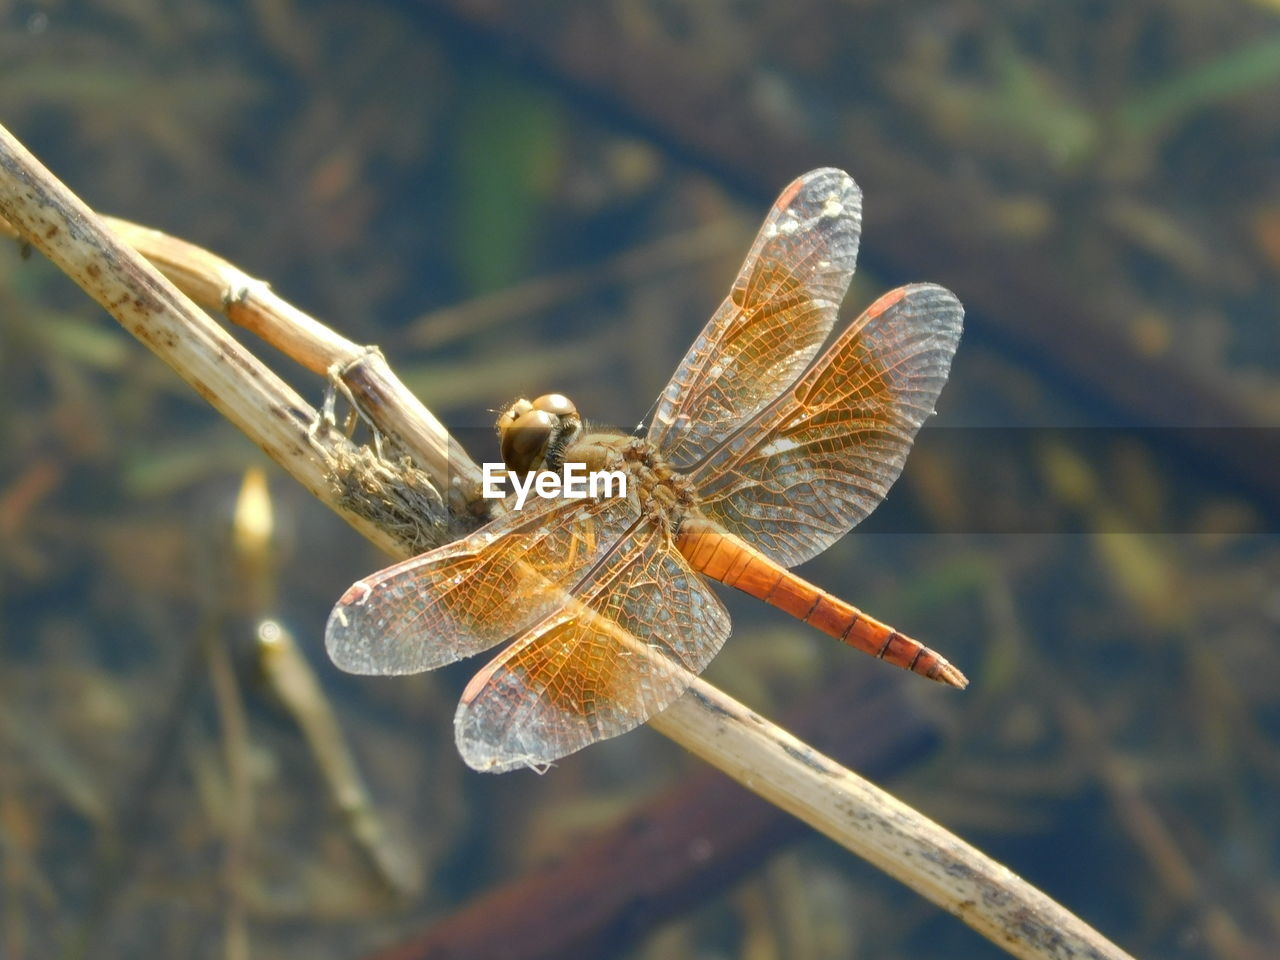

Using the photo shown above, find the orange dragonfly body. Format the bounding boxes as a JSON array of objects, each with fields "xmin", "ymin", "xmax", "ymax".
[{"xmin": 326, "ymin": 169, "xmax": 965, "ymax": 772}]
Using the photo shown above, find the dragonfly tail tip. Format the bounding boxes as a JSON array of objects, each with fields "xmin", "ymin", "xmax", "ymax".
[{"xmin": 934, "ymin": 662, "xmax": 969, "ymax": 689}]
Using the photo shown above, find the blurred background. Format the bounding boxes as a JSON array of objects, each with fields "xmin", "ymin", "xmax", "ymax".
[{"xmin": 2, "ymin": 1, "xmax": 1279, "ymax": 958}]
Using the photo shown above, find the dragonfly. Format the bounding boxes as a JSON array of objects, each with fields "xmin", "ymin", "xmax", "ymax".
[{"xmin": 326, "ymin": 168, "xmax": 965, "ymax": 773}]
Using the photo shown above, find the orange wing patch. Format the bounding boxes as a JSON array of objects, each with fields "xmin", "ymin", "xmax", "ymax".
[
  {"xmin": 648, "ymin": 168, "xmax": 862, "ymax": 470},
  {"xmin": 326, "ymin": 494, "xmax": 636, "ymax": 675},
  {"xmin": 455, "ymin": 523, "xmax": 730, "ymax": 772},
  {"xmin": 689, "ymin": 283, "xmax": 963, "ymax": 567}
]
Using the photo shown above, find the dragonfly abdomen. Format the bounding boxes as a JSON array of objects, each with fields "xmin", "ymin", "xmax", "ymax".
[{"xmin": 676, "ymin": 518, "xmax": 968, "ymax": 689}]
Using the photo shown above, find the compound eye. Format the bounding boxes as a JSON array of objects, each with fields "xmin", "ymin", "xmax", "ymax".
[
  {"xmin": 531, "ymin": 393, "xmax": 577, "ymax": 418},
  {"xmin": 496, "ymin": 397, "xmax": 534, "ymax": 430},
  {"xmin": 500, "ymin": 409, "xmax": 557, "ymax": 474}
]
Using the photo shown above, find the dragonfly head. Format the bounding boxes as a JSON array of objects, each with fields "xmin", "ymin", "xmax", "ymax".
[{"xmin": 496, "ymin": 393, "xmax": 582, "ymax": 475}]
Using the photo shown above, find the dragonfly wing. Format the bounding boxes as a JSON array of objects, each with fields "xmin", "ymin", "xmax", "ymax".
[
  {"xmin": 647, "ymin": 168, "xmax": 862, "ymax": 469},
  {"xmin": 326, "ymin": 494, "xmax": 639, "ymax": 675},
  {"xmin": 691, "ymin": 283, "xmax": 963, "ymax": 568},
  {"xmin": 454, "ymin": 521, "xmax": 731, "ymax": 772}
]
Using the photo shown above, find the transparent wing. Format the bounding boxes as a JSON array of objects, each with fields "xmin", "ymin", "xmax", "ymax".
[
  {"xmin": 454, "ymin": 521, "xmax": 731, "ymax": 772},
  {"xmin": 690, "ymin": 283, "xmax": 963, "ymax": 568},
  {"xmin": 647, "ymin": 168, "xmax": 862, "ymax": 469},
  {"xmin": 325, "ymin": 493, "xmax": 639, "ymax": 675}
]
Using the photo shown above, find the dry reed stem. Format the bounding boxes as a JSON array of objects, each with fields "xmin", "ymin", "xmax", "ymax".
[
  {"xmin": 257, "ymin": 620, "xmax": 419, "ymax": 897},
  {"xmin": 0, "ymin": 121, "xmax": 1137, "ymax": 960}
]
